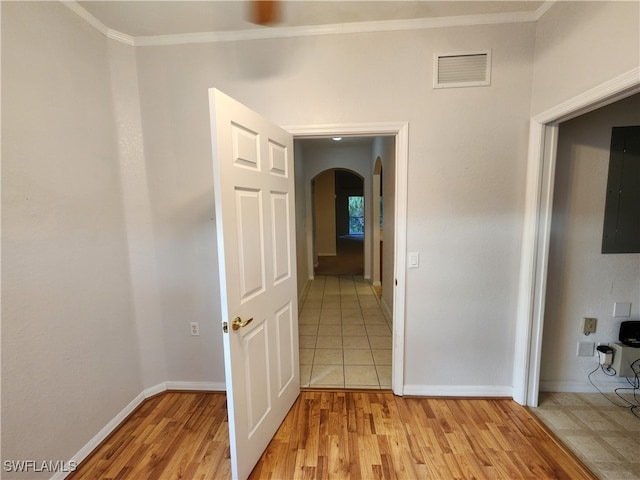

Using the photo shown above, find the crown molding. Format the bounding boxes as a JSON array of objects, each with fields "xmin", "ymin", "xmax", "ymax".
[
  {"xmin": 535, "ymin": 1, "xmax": 557, "ymax": 21},
  {"xmin": 107, "ymin": 28, "xmax": 136, "ymax": 47},
  {"xmin": 62, "ymin": 1, "xmax": 135, "ymax": 46},
  {"xmin": 63, "ymin": 1, "xmax": 549, "ymax": 48}
]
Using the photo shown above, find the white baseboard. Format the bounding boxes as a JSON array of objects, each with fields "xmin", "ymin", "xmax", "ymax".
[
  {"xmin": 380, "ymin": 297, "xmax": 392, "ymax": 320},
  {"xmin": 53, "ymin": 381, "xmax": 225, "ymax": 479},
  {"xmin": 403, "ymin": 384, "xmax": 513, "ymax": 398},
  {"xmin": 51, "ymin": 390, "xmax": 147, "ymax": 480},
  {"xmin": 165, "ymin": 381, "xmax": 225, "ymax": 391},
  {"xmin": 298, "ymin": 278, "xmax": 311, "ymax": 308}
]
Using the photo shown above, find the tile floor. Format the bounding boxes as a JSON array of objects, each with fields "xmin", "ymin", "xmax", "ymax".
[
  {"xmin": 531, "ymin": 392, "xmax": 640, "ymax": 479},
  {"xmin": 298, "ymin": 275, "xmax": 392, "ymax": 389}
]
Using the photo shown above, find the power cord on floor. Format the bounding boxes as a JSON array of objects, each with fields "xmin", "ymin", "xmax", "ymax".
[{"xmin": 588, "ymin": 358, "xmax": 640, "ymax": 419}]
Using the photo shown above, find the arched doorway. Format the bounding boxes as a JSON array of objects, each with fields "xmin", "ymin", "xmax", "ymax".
[{"xmin": 312, "ymin": 169, "xmax": 365, "ymax": 276}]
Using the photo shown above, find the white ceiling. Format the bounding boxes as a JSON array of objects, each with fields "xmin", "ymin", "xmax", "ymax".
[{"xmin": 77, "ymin": 1, "xmax": 546, "ymax": 38}]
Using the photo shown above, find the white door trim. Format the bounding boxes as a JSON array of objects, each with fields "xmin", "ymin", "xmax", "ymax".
[
  {"xmin": 513, "ymin": 67, "xmax": 640, "ymax": 406},
  {"xmin": 285, "ymin": 122, "xmax": 409, "ymax": 396}
]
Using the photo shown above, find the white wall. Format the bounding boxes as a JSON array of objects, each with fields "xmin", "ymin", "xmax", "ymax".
[
  {"xmin": 313, "ymin": 170, "xmax": 337, "ymax": 256},
  {"xmin": 108, "ymin": 39, "xmax": 168, "ymax": 390},
  {"xmin": 135, "ymin": 41, "xmax": 225, "ymax": 386},
  {"xmin": 1, "ymin": 2, "xmax": 144, "ymax": 475},
  {"xmin": 531, "ymin": 1, "xmax": 640, "ymax": 116},
  {"xmin": 134, "ymin": 21, "xmax": 536, "ymax": 393},
  {"xmin": 540, "ymin": 94, "xmax": 640, "ymax": 392}
]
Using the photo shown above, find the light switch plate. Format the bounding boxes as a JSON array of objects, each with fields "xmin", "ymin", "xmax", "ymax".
[
  {"xmin": 408, "ymin": 252, "xmax": 419, "ymax": 268},
  {"xmin": 613, "ymin": 302, "xmax": 631, "ymax": 318},
  {"xmin": 190, "ymin": 322, "xmax": 200, "ymax": 336}
]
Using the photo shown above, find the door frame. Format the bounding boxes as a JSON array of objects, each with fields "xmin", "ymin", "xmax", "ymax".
[
  {"xmin": 285, "ymin": 122, "xmax": 409, "ymax": 396},
  {"xmin": 512, "ymin": 68, "xmax": 640, "ymax": 406}
]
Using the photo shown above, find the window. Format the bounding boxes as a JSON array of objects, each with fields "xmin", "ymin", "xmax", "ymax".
[{"xmin": 348, "ymin": 196, "xmax": 364, "ymax": 235}]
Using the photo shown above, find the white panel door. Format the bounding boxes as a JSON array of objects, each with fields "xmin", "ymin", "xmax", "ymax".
[{"xmin": 209, "ymin": 89, "xmax": 299, "ymax": 480}]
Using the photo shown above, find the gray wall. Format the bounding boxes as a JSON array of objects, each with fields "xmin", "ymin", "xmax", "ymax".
[{"xmin": 2, "ymin": 3, "xmax": 144, "ymax": 476}]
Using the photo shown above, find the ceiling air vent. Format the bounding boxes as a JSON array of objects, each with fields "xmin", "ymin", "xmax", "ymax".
[{"xmin": 433, "ymin": 50, "xmax": 491, "ymax": 89}]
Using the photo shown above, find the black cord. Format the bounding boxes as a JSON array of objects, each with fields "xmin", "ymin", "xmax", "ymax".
[
  {"xmin": 622, "ymin": 358, "xmax": 640, "ymax": 419},
  {"xmin": 587, "ymin": 360, "xmax": 640, "ymax": 418},
  {"xmin": 587, "ymin": 364, "xmax": 625, "ymax": 407}
]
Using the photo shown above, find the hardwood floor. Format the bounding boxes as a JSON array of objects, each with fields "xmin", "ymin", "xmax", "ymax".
[
  {"xmin": 70, "ymin": 391, "xmax": 596, "ymax": 480},
  {"xmin": 69, "ymin": 392, "xmax": 231, "ymax": 480}
]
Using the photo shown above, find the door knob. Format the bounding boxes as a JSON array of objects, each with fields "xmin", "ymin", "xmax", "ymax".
[{"xmin": 232, "ymin": 316, "xmax": 253, "ymax": 331}]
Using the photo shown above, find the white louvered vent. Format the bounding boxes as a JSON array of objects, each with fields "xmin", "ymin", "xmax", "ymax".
[{"xmin": 433, "ymin": 50, "xmax": 491, "ymax": 89}]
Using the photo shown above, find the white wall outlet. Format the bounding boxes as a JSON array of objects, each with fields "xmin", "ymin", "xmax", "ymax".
[
  {"xmin": 582, "ymin": 317, "xmax": 597, "ymax": 335},
  {"xmin": 613, "ymin": 302, "xmax": 631, "ymax": 318},
  {"xmin": 190, "ymin": 322, "xmax": 200, "ymax": 336},
  {"xmin": 577, "ymin": 341, "xmax": 595, "ymax": 357}
]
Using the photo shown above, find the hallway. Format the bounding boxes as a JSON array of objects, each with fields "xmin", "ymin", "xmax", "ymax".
[{"xmin": 298, "ymin": 275, "xmax": 392, "ymax": 389}]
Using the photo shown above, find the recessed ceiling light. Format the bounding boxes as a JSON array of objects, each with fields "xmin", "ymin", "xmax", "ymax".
[{"xmin": 332, "ymin": 137, "xmax": 342, "ymax": 141}]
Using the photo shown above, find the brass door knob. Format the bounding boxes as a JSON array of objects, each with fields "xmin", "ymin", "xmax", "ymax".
[{"xmin": 232, "ymin": 316, "xmax": 254, "ymax": 331}]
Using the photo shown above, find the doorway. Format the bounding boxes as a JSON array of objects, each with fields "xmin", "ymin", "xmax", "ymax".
[
  {"xmin": 297, "ymin": 140, "xmax": 391, "ymax": 389},
  {"xmin": 313, "ymin": 169, "xmax": 365, "ymax": 276},
  {"xmin": 287, "ymin": 122, "xmax": 408, "ymax": 395},
  {"xmin": 513, "ymin": 71, "xmax": 640, "ymax": 407}
]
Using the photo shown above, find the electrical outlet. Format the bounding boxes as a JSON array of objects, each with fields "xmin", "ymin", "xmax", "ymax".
[
  {"xmin": 582, "ymin": 317, "xmax": 597, "ymax": 335},
  {"xmin": 190, "ymin": 322, "xmax": 200, "ymax": 336}
]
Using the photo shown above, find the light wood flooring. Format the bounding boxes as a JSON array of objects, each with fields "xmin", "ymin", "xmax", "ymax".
[{"xmin": 70, "ymin": 391, "xmax": 596, "ymax": 479}]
